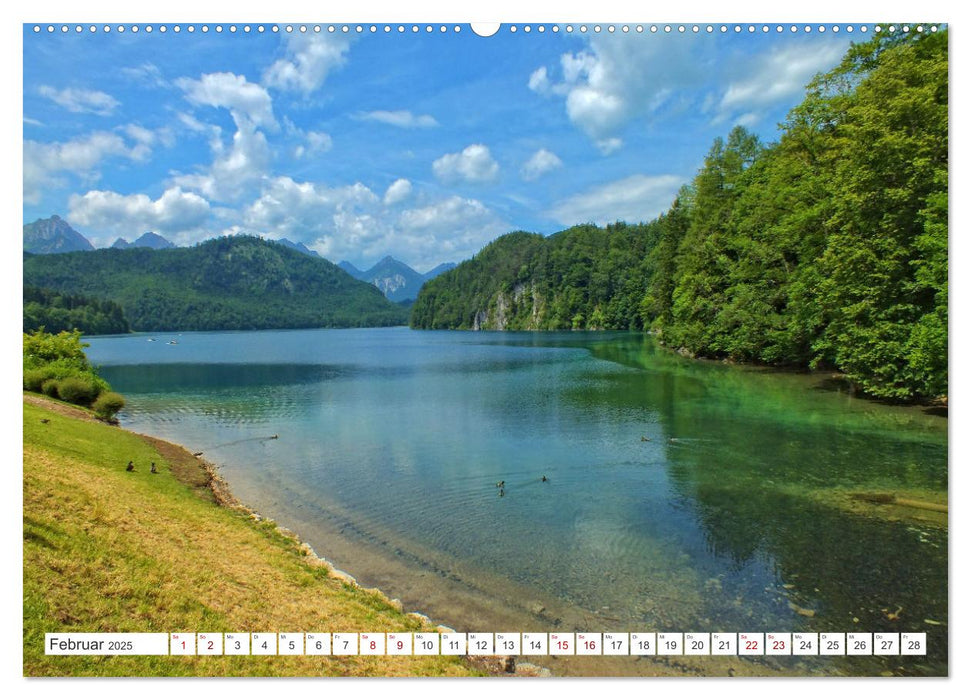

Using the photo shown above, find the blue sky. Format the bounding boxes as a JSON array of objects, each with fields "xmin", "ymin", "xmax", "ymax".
[{"xmin": 23, "ymin": 23, "xmax": 862, "ymax": 271}]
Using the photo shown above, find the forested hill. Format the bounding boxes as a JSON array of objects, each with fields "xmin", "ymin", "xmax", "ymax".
[
  {"xmin": 410, "ymin": 224, "xmax": 659, "ymax": 331},
  {"xmin": 411, "ymin": 30, "xmax": 948, "ymax": 402},
  {"xmin": 23, "ymin": 236, "xmax": 408, "ymax": 331}
]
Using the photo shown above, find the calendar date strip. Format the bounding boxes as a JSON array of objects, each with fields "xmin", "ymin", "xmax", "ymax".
[{"xmin": 45, "ymin": 631, "xmax": 927, "ymax": 656}]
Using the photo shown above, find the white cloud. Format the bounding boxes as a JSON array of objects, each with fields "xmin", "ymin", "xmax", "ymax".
[
  {"xmin": 383, "ymin": 178, "xmax": 412, "ymax": 205},
  {"xmin": 294, "ymin": 130, "xmax": 333, "ymax": 159},
  {"xmin": 241, "ymin": 176, "xmax": 387, "ymax": 260},
  {"xmin": 176, "ymin": 72, "xmax": 276, "ymax": 129},
  {"xmin": 398, "ymin": 196, "xmax": 491, "ymax": 231},
  {"xmin": 527, "ymin": 34, "xmax": 702, "ymax": 151},
  {"xmin": 528, "ymin": 66, "xmax": 551, "ymax": 94},
  {"xmin": 565, "ymin": 86, "xmax": 626, "ymax": 142},
  {"xmin": 306, "ymin": 131, "xmax": 333, "ymax": 151},
  {"xmin": 171, "ymin": 78, "xmax": 277, "ymax": 204},
  {"xmin": 236, "ymin": 176, "xmax": 505, "ymax": 271},
  {"xmin": 23, "ymin": 116, "xmax": 43, "ymax": 126},
  {"xmin": 532, "ymin": 34, "xmax": 850, "ymax": 149},
  {"xmin": 67, "ymin": 187, "xmax": 211, "ymax": 244},
  {"xmin": 547, "ymin": 174, "xmax": 683, "ymax": 226},
  {"xmin": 38, "ymin": 86, "xmax": 119, "ymax": 116},
  {"xmin": 23, "ymin": 132, "xmax": 147, "ymax": 204},
  {"xmin": 120, "ymin": 124, "xmax": 170, "ymax": 158},
  {"xmin": 432, "ymin": 144, "xmax": 500, "ymax": 184},
  {"xmin": 264, "ymin": 32, "xmax": 351, "ymax": 94},
  {"xmin": 395, "ymin": 196, "xmax": 509, "ymax": 268},
  {"xmin": 170, "ymin": 116, "xmax": 271, "ymax": 202},
  {"xmin": 243, "ymin": 176, "xmax": 378, "ymax": 235},
  {"xmin": 715, "ymin": 41, "xmax": 847, "ymax": 124},
  {"xmin": 177, "ymin": 111, "xmax": 220, "ymax": 137},
  {"xmin": 123, "ymin": 124, "xmax": 155, "ymax": 145},
  {"xmin": 520, "ymin": 148, "xmax": 563, "ymax": 181},
  {"xmin": 596, "ymin": 137, "xmax": 623, "ymax": 155},
  {"xmin": 356, "ymin": 110, "xmax": 439, "ymax": 128},
  {"xmin": 120, "ymin": 62, "xmax": 169, "ymax": 88}
]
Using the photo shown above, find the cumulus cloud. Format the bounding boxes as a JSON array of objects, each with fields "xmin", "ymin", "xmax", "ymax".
[
  {"xmin": 23, "ymin": 131, "xmax": 149, "ymax": 204},
  {"xmin": 170, "ymin": 116, "xmax": 271, "ymax": 202},
  {"xmin": 520, "ymin": 148, "xmax": 563, "ymax": 181},
  {"xmin": 398, "ymin": 196, "xmax": 491, "ymax": 232},
  {"xmin": 264, "ymin": 32, "xmax": 351, "ymax": 93},
  {"xmin": 38, "ymin": 86, "xmax": 119, "ymax": 116},
  {"xmin": 241, "ymin": 176, "xmax": 390, "ymax": 260},
  {"xmin": 176, "ymin": 72, "xmax": 276, "ymax": 129},
  {"xmin": 356, "ymin": 110, "xmax": 439, "ymax": 128},
  {"xmin": 528, "ymin": 34, "xmax": 698, "ymax": 152},
  {"xmin": 383, "ymin": 178, "xmax": 412, "ymax": 205},
  {"xmin": 532, "ymin": 34, "xmax": 850, "ymax": 150},
  {"xmin": 235, "ymin": 176, "xmax": 505, "ymax": 271},
  {"xmin": 67, "ymin": 186, "xmax": 211, "ymax": 244},
  {"xmin": 395, "ymin": 196, "xmax": 509, "ymax": 268},
  {"xmin": 171, "ymin": 75, "xmax": 277, "ymax": 203},
  {"xmin": 243, "ymin": 176, "xmax": 378, "ymax": 235},
  {"xmin": 547, "ymin": 174, "xmax": 682, "ymax": 226},
  {"xmin": 432, "ymin": 144, "xmax": 499, "ymax": 184}
]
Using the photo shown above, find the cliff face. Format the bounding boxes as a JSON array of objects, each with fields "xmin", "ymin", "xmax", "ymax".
[{"xmin": 471, "ymin": 282, "xmax": 547, "ymax": 331}]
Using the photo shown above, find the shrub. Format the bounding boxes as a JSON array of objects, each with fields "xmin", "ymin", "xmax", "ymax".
[
  {"xmin": 93, "ymin": 392, "xmax": 126, "ymax": 420},
  {"xmin": 23, "ymin": 329, "xmax": 90, "ymax": 371},
  {"xmin": 56, "ymin": 376, "xmax": 100, "ymax": 405},
  {"xmin": 41, "ymin": 379, "xmax": 60, "ymax": 398},
  {"xmin": 23, "ymin": 368, "xmax": 53, "ymax": 392}
]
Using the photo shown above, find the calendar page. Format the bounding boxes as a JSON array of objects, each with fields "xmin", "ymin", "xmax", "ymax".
[{"xmin": 19, "ymin": 1, "xmax": 949, "ymax": 685}]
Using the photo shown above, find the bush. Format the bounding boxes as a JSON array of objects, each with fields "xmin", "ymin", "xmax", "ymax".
[
  {"xmin": 41, "ymin": 379, "xmax": 60, "ymax": 398},
  {"xmin": 24, "ymin": 368, "xmax": 53, "ymax": 392},
  {"xmin": 93, "ymin": 392, "xmax": 126, "ymax": 420},
  {"xmin": 56, "ymin": 376, "xmax": 100, "ymax": 405},
  {"xmin": 23, "ymin": 329, "xmax": 90, "ymax": 371}
]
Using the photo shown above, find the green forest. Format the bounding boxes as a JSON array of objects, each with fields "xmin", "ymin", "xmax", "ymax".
[
  {"xmin": 412, "ymin": 30, "xmax": 948, "ymax": 402},
  {"xmin": 24, "ymin": 286, "xmax": 131, "ymax": 335},
  {"xmin": 411, "ymin": 224, "xmax": 659, "ymax": 331},
  {"xmin": 23, "ymin": 236, "xmax": 409, "ymax": 332}
]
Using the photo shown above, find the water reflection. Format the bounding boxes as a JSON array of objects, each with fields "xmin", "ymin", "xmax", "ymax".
[{"xmin": 85, "ymin": 328, "xmax": 947, "ymax": 675}]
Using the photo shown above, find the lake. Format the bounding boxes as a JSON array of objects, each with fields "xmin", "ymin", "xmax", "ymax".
[{"xmin": 85, "ymin": 327, "xmax": 948, "ymax": 676}]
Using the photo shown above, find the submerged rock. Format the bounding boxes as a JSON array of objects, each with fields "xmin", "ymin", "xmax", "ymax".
[{"xmin": 788, "ymin": 602, "xmax": 816, "ymax": 618}]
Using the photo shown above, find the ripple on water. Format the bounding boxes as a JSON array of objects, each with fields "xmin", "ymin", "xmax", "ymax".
[{"xmin": 88, "ymin": 329, "xmax": 947, "ymax": 676}]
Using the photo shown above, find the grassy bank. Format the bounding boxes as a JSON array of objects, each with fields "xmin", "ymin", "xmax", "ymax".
[{"xmin": 22, "ymin": 395, "xmax": 480, "ymax": 677}]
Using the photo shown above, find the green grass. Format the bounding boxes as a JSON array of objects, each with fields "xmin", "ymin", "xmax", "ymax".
[{"xmin": 23, "ymin": 397, "xmax": 480, "ymax": 677}]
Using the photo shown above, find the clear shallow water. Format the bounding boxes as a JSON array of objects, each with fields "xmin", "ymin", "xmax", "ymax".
[{"xmin": 86, "ymin": 328, "xmax": 947, "ymax": 676}]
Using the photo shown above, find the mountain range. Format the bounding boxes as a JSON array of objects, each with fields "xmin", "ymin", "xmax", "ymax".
[
  {"xmin": 23, "ymin": 235, "xmax": 408, "ymax": 331},
  {"xmin": 22, "ymin": 216, "xmax": 452, "ymax": 304},
  {"xmin": 110, "ymin": 232, "xmax": 176, "ymax": 250},
  {"xmin": 339, "ymin": 256, "xmax": 456, "ymax": 303}
]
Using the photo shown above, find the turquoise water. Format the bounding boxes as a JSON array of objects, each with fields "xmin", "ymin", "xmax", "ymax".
[{"xmin": 85, "ymin": 328, "xmax": 947, "ymax": 676}]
